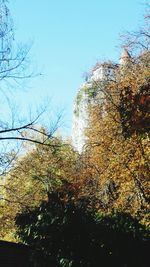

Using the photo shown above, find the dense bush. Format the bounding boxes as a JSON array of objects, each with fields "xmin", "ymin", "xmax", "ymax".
[{"xmin": 16, "ymin": 190, "xmax": 150, "ymax": 267}]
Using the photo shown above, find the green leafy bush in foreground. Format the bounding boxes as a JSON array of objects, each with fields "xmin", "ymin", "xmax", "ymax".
[{"xmin": 16, "ymin": 190, "xmax": 150, "ymax": 267}]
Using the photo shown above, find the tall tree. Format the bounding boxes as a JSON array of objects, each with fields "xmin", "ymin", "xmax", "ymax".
[
  {"xmin": 0, "ymin": 0, "xmax": 63, "ymax": 240},
  {"xmin": 81, "ymin": 14, "xmax": 150, "ymax": 222}
]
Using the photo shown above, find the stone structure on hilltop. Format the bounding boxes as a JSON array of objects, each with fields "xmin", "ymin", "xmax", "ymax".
[{"xmin": 72, "ymin": 49, "xmax": 131, "ymax": 153}]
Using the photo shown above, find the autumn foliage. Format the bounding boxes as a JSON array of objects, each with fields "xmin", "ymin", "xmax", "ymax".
[
  {"xmin": 83, "ymin": 51, "xmax": 150, "ymax": 225},
  {"xmin": 0, "ymin": 6, "xmax": 149, "ymax": 267}
]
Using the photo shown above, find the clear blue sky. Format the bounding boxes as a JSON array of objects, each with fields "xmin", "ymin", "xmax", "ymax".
[{"xmin": 9, "ymin": 0, "xmax": 146, "ymax": 136}]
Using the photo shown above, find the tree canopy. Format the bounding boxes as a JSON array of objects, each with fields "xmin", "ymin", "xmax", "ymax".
[{"xmin": 16, "ymin": 188, "xmax": 150, "ymax": 267}]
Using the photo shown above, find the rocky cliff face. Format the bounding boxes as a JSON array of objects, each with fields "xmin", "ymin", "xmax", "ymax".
[
  {"xmin": 72, "ymin": 64, "xmax": 111, "ymax": 153},
  {"xmin": 72, "ymin": 83, "xmax": 90, "ymax": 153},
  {"xmin": 72, "ymin": 50, "xmax": 131, "ymax": 153}
]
